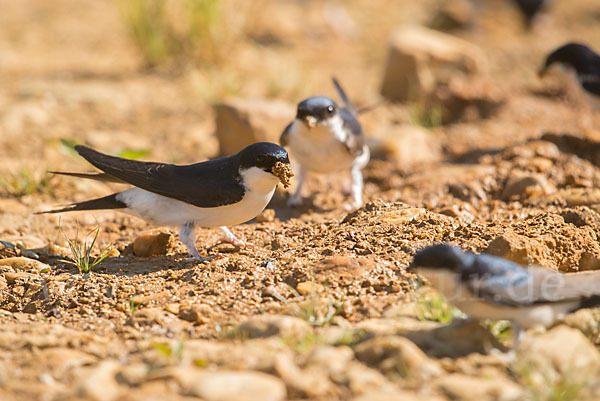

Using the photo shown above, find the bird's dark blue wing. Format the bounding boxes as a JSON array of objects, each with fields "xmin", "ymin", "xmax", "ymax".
[
  {"xmin": 339, "ymin": 109, "xmax": 366, "ymax": 157},
  {"xmin": 463, "ymin": 254, "xmax": 538, "ymax": 306},
  {"xmin": 75, "ymin": 146, "xmax": 245, "ymax": 208}
]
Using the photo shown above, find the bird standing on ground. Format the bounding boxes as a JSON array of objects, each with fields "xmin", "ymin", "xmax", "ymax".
[
  {"xmin": 539, "ymin": 42, "xmax": 600, "ymax": 109},
  {"xmin": 410, "ymin": 244, "xmax": 600, "ymax": 346},
  {"xmin": 38, "ymin": 142, "xmax": 293, "ymax": 261},
  {"xmin": 280, "ymin": 78, "xmax": 369, "ymax": 210}
]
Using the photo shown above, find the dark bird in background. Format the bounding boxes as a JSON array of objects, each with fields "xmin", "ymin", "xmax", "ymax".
[
  {"xmin": 513, "ymin": 0, "xmax": 547, "ymax": 27},
  {"xmin": 410, "ymin": 244, "xmax": 600, "ymax": 346},
  {"xmin": 38, "ymin": 143, "xmax": 291, "ymax": 261},
  {"xmin": 280, "ymin": 78, "xmax": 370, "ymax": 210},
  {"xmin": 539, "ymin": 42, "xmax": 600, "ymax": 108}
]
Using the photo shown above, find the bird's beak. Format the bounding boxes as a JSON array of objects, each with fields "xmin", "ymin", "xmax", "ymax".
[{"xmin": 305, "ymin": 116, "xmax": 317, "ymax": 128}]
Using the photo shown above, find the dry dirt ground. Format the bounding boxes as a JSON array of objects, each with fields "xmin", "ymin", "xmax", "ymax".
[{"xmin": 2, "ymin": 0, "xmax": 600, "ymax": 400}]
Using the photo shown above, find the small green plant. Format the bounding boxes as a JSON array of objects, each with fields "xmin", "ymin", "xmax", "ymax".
[
  {"xmin": 270, "ymin": 283, "xmax": 342, "ymax": 327},
  {"xmin": 282, "ymin": 332, "xmax": 327, "ymax": 353},
  {"xmin": 410, "ymin": 100, "xmax": 444, "ymax": 129},
  {"xmin": 483, "ymin": 320, "xmax": 513, "ymax": 345},
  {"xmin": 334, "ymin": 329, "xmax": 368, "ymax": 347},
  {"xmin": 515, "ymin": 362, "xmax": 585, "ymax": 401},
  {"xmin": 129, "ymin": 297, "xmax": 142, "ymax": 317},
  {"xmin": 152, "ymin": 338, "xmax": 184, "ymax": 360},
  {"xmin": 413, "ymin": 290, "xmax": 465, "ymax": 323},
  {"xmin": 117, "ymin": 148, "xmax": 151, "ymax": 160},
  {"xmin": 0, "ymin": 167, "xmax": 54, "ymax": 197},
  {"xmin": 115, "ymin": 0, "xmax": 226, "ymax": 68},
  {"xmin": 60, "ymin": 223, "xmax": 113, "ymax": 275}
]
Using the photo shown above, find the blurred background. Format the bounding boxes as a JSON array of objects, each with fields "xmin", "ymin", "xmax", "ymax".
[{"xmin": 0, "ymin": 0, "xmax": 599, "ymax": 199}]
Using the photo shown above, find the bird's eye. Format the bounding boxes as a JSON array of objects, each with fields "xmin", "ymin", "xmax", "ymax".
[
  {"xmin": 256, "ymin": 155, "xmax": 266, "ymax": 164},
  {"xmin": 327, "ymin": 105, "xmax": 334, "ymax": 113}
]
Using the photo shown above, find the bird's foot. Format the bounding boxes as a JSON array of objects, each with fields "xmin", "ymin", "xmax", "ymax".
[
  {"xmin": 217, "ymin": 237, "xmax": 254, "ymax": 249},
  {"xmin": 217, "ymin": 226, "xmax": 254, "ymax": 249},
  {"xmin": 287, "ymin": 195, "xmax": 304, "ymax": 208},
  {"xmin": 343, "ymin": 200, "xmax": 362, "ymax": 212}
]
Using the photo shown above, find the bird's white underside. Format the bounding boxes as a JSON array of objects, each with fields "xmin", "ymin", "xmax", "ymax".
[
  {"xmin": 116, "ymin": 166, "xmax": 279, "ymax": 228},
  {"xmin": 286, "ymin": 115, "xmax": 368, "ymax": 174},
  {"xmin": 417, "ymin": 268, "xmax": 578, "ymax": 330}
]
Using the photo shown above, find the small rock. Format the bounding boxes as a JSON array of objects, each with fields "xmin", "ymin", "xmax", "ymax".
[
  {"xmin": 351, "ymin": 387, "xmax": 443, "ymax": 401},
  {"xmin": 133, "ymin": 308, "xmax": 173, "ymax": 326},
  {"xmin": 178, "ymin": 303, "xmax": 212, "ymax": 324},
  {"xmin": 501, "ymin": 173, "xmax": 554, "ymax": 201},
  {"xmin": 514, "ymin": 326, "xmax": 600, "ymax": 398},
  {"xmin": 165, "ymin": 303, "xmax": 180, "ymax": 315},
  {"xmin": 38, "ymin": 348, "xmax": 97, "ymax": 377},
  {"xmin": 369, "ymin": 125, "xmax": 441, "ymax": 166},
  {"xmin": 354, "ymin": 336, "xmax": 443, "ymax": 379},
  {"xmin": 547, "ymin": 188, "xmax": 600, "ymax": 207},
  {"xmin": 434, "ymin": 373, "xmax": 523, "ymax": 401},
  {"xmin": 235, "ymin": 315, "xmax": 312, "ymax": 339},
  {"xmin": 296, "ymin": 281, "xmax": 325, "ymax": 295},
  {"xmin": 132, "ymin": 228, "xmax": 175, "ymax": 257},
  {"xmin": 31, "ymin": 243, "xmax": 72, "ymax": 259},
  {"xmin": 214, "ymin": 98, "xmax": 295, "ymax": 156},
  {"xmin": 0, "ymin": 257, "xmax": 51, "ymax": 272},
  {"xmin": 564, "ymin": 308, "xmax": 600, "ymax": 338},
  {"xmin": 375, "ymin": 207, "xmax": 427, "ymax": 224},
  {"xmin": 116, "ymin": 363, "xmax": 149, "ymax": 386},
  {"xmin": 3, "ymin": 271, "xmax": 35, "ymax": 284},
  {"xmin": 76, "ymin": 360, "xmax": 122, "ymax": 401},
  {"xmin": 255, "ymin": 208, "xmax": 276, "ymax": 223},
  {"xmin": 380, "ymin": 25, "xmax": 486, "ymax": 101},
  {"xmin": 437, "ymin": 204, "xmax": 475, "ymax": 222},
  {"xmin": 275, "ymin": 354, "xmax": 338, "ymax": 398},
  {"xmin": 405, "ymin": 319, "xmax": 507, "ymax": 358},
  {"xmin": 302, "ymin": 345, "xmax": 354, "ymax": 379},
  {"xmin": 355, "ymin": 317, "xmax": 441, "ymax": 337},
  {"xmin": 175, "ymin": 368, "xmax": 286, "ymax": 401},
  {"xmin": 485, "ymin": 229, "xmax": 551, "ymax": 268},
  {"xmin": 181, "ymin": 339, "xmax": 289, "ymax": 372}
]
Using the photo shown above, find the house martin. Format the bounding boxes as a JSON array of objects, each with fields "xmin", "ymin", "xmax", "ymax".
[
  {"xmin": 539, "ymin": 42, "xmax": 600, "ymax": 109},
  {"xmin": 513, "ymin": 0, "xmax": 546, "ymax": 27},
  {"xmin": 38, "ymin": 142, "xmax": 292, "ymax": 261},
  {"xmin": 410, "ymin": 244, "xmax": 600, "ymax": 345},
  {"xmin": 280, "ymin": 78, "xmax": 369, "ymax": 210}
]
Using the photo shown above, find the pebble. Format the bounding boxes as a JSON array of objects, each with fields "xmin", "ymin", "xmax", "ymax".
[
  {"xmin": 132, "ymin": 228, "xmax": 175, "ymax": 257},
  {"xmin": 296, "ymin": 281, "xmax": 325, "ymax": 295},
  {"xmin": 235, "ymin": 315, "xmax": 312, "ymax": 339},
  {"xmin": 174, "ymin": 368, "xmax": 286, "ymax": 401},
  {"xmin": 354, "ymin": 336, "xmax": 443, "ymax": 379},
  {"xmin": 433, "ymin": 373, "xmax": 523, "ymax": 401},
  {"xmin": 0, "ymin": 257, "xmax": 51, "ymax": 272},
  {"xmin": 75, "ymin": 360, "xmax": 122, "ymax": 401}
]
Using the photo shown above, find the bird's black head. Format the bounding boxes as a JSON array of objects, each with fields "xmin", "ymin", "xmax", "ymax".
[
  {"xmin": 514, "ymin": 0, "xmax": 545, "ymax": 25},
  {"xmin": 237, "ymin": 142, "xmax": 290, "ymax": 173},
  {"xmin": 540, "ymin": 42, "xmax": 599, "ymax": 76},
  {"xmin": 409, "ymin": 244, "xmax": 471, "ymax": 273},
  {"xmin": 296, "ymin": 96, "xmax": 338, "ymax": 127}
]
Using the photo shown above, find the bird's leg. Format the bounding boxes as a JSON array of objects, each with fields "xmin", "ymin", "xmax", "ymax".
[
  {"xmin": 180, "ymin": 222, "xmax": 212, "ymax": 262},
  {"xmin": 217, "ymin": 226, "xmax": 253, "ymax": 248},
  {"xmin": 287, "ymin": 166, "xmax": 305, "ymax": 207},
  {"xmin": 344, "ymin": 165, "xmax": 363, "ymax": 211}
]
